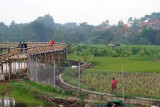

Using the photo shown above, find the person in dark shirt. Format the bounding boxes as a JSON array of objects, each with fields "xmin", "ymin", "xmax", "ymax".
[
  {"xmin": 18, "ymin": 42, "xmax": 23, "ymax": 54},
  {"xmin": 23, "ymin": 41, "xmax": 27, "ymax": 53}
]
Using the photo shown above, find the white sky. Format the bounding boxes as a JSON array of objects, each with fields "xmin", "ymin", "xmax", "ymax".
[{"xmin": 0, "ymin": 0, "xmax": 160, "ymax": 25}]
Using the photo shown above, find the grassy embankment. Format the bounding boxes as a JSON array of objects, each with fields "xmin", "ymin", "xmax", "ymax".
[{"xmin": 0, "ymin": 78, "xmax": 88, "ymax": 106}]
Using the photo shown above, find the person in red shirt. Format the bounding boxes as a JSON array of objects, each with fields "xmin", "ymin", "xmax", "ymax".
[
  {"xmin": 50, "ymin": 40, "xmax": 55, "ymax": 46},
  {"xmin": 84, "ymin": 57, "xmax": 87, "ymax": 62},
  {"xmin": 111, "ymin": 77, "xmax": 118, "ymax": 94}
]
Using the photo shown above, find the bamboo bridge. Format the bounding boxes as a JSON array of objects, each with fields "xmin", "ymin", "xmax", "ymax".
[{"xmin": 0, "ymin": 42, "xmax": 67, "ymax": 80}]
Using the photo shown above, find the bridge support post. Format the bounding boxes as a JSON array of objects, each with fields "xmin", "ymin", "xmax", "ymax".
[
  {"xmin": 54, "ymin": 53, "xmax": 56, "ymax": 63},
  {"xmin": 11, "ymin": 61, "xmax": 12, "ymax": 76},
  {"xmin": 6, "ymin": 61, "xmax": 8, "ymax": 74},
  {"xmin": 41, "ymin": 54, "xmax": 44, "ymax": 67},
  {"xmin": 41, "ymin": 54, "xmax": 43, "ymax": 67},
  {"xmin": 48, "ymin": 53, "xmax": 50, "ymax": 64},
  {"xmin": 58, "ymin": 52, "xmax": 60, "ymax": 64},
  {"xmin": 63, "ymin": 49, "xmax": 67, "ymax": 62},
  {"xmin": 45, "ymin": 53, "xmax": 46, "ymax": 66},
  {"xmin": 52, "ymin": 53, "xmax": 53, "ymax": 64},
  {"xmin": 21, "ymin": 60, "xmax": 22, "ymax": 71},
  {"xmin": 49, "ymin": 53, "xmax": 52, "ymax": 64},
  {"xmin": 19, "ymin": 60, "xmax": 20, "ymax": 73},
  {"xmin": 8, "ymin": 61, "xmax": 11, "ymax": 80},
  {"xmin": 23, "ymin": 60, "xmax": 25, "ymax": 69},
  {"xmin": 54, "ymin": 61, "xmax": 55, "ymax": 87},
  {"xmin": 14, "ymin": 61, "xmax": 16, "ymax": 74},
  {"xmin": 0, "ymin": 63, "xmax": 2, "ymax": 74},
  {"xmin": 26, "ymin": 59, "xmax": 28, "ymax": 77},
  {"xmin": 1, "ymin": 63, "xmax": 3, "ymax": 74},
  {"xmin": 19, "ymin": 61, "xmax": 21, "ymax": 71},
  {"xmin": 35, "ymin": 56, "xmax": 37, "ymax": 82},
  {"xmin": 12, "ymin": 61, "xmax": 14, "ymax": 74}
]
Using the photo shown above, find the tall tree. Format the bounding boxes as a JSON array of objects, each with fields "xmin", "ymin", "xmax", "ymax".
[
  {"xmin": 128, "ymin": 17, "xmax": 133, "ymax": 26},
  {"xmin": 118, "ymin": 19, "xmax": 124, "ymax": 28}
]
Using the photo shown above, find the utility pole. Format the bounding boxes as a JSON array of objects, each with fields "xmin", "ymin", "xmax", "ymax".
[
  {"xmin": 122, "ymin": 64, "xmax": 124, "ymax": 98},
  {"xmin": 78, "ymin": 61, "xmax": 80, "ymax": 92}
]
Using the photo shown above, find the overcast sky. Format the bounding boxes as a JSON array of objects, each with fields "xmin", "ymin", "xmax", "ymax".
[{"xmin": 0, "ymin": 0, "xmax": 160, "ymax": 25}]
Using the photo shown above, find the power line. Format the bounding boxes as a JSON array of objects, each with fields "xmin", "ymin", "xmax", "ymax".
[{"xmin": 66, "ymin": 35, "xmax": 100, "ymax": 53}]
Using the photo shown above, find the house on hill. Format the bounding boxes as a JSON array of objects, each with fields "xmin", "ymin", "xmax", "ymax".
[
  {"xmin": 140, "ymin": 19, "xmax": 160, "ymax": 29},
  {"xmin": 124, "ymin": 24, "xmax": 129, "ymax": 29}
]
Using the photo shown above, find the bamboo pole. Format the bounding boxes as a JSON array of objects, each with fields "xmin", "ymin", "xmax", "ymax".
[
  {"xmin": 58, "ymin": 52, "xmax": 60, "ymax": 64},
  {"xmin": 19, "ymin": 60, "xmax": 20, "ymax": 73},
  {"xmin": 1, "ymin": 62, "xmax": 3, "ymax": 74},
  {"xmin": 52, "ymin": 53, "xmax": 53, "ymax": 64},
  {"xmin": 23, "ymin": 60, "xmax": 25, "ymax": 70},
  {"xmin": 54, "ymin": 53, "xmax": 56, "ymax": 63},
  {"xmin": 20, "ymin": 60, "xmax": 22, "ymax": 71},
  {"xmin": 54, "ymin": 61, "xmax": 55, "ymax": 86},
  {"xmin": 122, "ymin": 65, "xmax": 124, "ymax": 98},
  {"xmin": 8, "ymin": 61, "xmax": 11, "ymax": 80},
  {"xmin": 14, "ymin": 61, "xmax": 16, "ymax": 74},
  {"xmin": 10, "ymin": 61, "xmax": 12, "ymax": 77},
  {"xmin": 41, "ymin": 54, "xmax": 43, "ymax": 67},
  {"xmin": 36, "ymin": 55, "xmax": 38, "ymax": 82},
  {"xmin": 6, "ymin": 62, "xmax": 7, "ymax": 74},
  {"xmin": 12, "ymin": 61, "xmax": 14, "ymax": 74},
  {"xmin": 78, "ymin": 61, "xmax": 80, "ymax": 92}
]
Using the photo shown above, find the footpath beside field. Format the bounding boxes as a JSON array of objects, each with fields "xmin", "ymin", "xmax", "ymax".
[{"xmin": 59, "ymin": 71, "xmax": 160, "ymax": 106}]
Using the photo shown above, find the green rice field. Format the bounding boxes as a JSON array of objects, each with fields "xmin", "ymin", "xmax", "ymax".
[{"xmin": 64, "ymin": 45, "xmax": 160, "ymax": 98}]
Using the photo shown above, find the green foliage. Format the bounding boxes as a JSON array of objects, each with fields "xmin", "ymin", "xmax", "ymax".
[
  {"xmin": 70, "ymin": 44, "xmax": 160, "ymax": 58},
  {"xmin": 59, "ymin": 61, "xmax": 71, "ymax": 67},
  {"xmin": 66, "ymin": 50, "xmax": 160, "ymax": 99},
  {"xmin": 9, "ymin": 80, "xmax": 44, "ymax": 105},
  {"xmin": 131, "ymin": 46, "xmax": 140, "ymax": 55},
  {"xmin": 7, "ymin": 78, "xmax": 89, "ymax": 106},
  {"xmin": 0, "ymin": 83, "xmax": 8, "ymax": 96},
  {"xmin": 1, "ymin": 13, "xmax": 160, "ymax": 45},
  {"xmin": 81, "ymin": 72, "xmax": 160, "ymax": 99},
  {"xmin": 67, "ymin": 46, "xmax": 160, "ymax": 73}
]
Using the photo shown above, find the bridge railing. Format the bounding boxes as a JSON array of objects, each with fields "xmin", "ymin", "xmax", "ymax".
[
  {"xmin": 0, "ymin": 42, "xmax": 50, "ymax": 48},
  {"xmin": 0, "ymin": 42, "xmax": 66, "ymax": 48}
]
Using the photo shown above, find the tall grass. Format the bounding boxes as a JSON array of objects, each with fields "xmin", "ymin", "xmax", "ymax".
[{"xmin": 9, "ymin": 80, "xmax": 44, "ymax": 105}]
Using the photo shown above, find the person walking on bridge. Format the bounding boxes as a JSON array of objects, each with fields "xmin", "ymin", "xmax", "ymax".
[
  {"xmin": 23, "ymin": 41, "xmax": 27, "ymax": 54},
  {"xmin": 50, "ymin": 40, "xmax": 55, "ymax": 46},
  {"xmin": 18, "ymin": 42, "xmax": 23, "ymax": 54}
]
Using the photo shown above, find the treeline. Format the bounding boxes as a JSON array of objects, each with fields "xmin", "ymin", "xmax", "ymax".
[
  {"xmin": 0, "ymin": 15, "xmax": 55, "ymax": 42},
  {"xmin": 0, "ymin": 13, "xmax": 160, "ymax": 45}
]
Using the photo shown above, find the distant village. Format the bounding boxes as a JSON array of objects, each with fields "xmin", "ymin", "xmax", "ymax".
[{"xmin": 95, "ymin": 19, "xmax": 160, "ymax": 31}]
